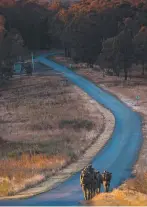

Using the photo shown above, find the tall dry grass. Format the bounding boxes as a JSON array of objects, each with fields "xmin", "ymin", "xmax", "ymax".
[
  {"xmin": 124, "ymin": 173, "xmax": 147, "ymax": 194},
  {"xmin": 0, "ymin": 74, "xmax": 104, "ymax": 196},
  {"xmin": 0, "ymin": 153, "xmax": 67, "ymax": 196}
]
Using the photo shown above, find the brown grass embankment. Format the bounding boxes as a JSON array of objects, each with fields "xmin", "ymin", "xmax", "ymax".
[{"xmin": 0, "ymin": 72, "xmax": 104, "ymax": 196}]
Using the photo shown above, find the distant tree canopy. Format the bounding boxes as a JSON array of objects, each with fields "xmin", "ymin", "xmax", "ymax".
[
  {"xmin": 1, "ymin": 0, "xmax": 147, "ymax": 80},
  {"xmin": 133, "ymin": 26, "xmax": 147, "ymax": 74}
]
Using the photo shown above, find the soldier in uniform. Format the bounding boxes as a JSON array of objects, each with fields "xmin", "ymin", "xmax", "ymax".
[
  {"xmin": 87, "ymin": 164, "xmax": 95, "ymax": 199},
  {"xmin": 80, "ymin": 164, "xmax": 94, "ymax": 200},
  {"xmin": 93, "ymin": 170, "xmax": 103, "ymax": 195},
  {"xmin": 80, "ymin": 167, "xmax": 90, "ymax": 200},
  {"xmin": 90, "ymin": 169, "xmax": 96, "ymax": 198},
  {"xmin": 101, "ymin": 170, "xmax": 112, "ymax": 192}
]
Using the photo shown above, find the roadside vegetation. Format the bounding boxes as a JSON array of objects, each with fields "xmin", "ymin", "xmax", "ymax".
[
  {"xmin": 0, "ymin": 71, "xmax": 103, "ymax": 196},
  {"xmin": 1, "ymin": 0, "xmax": 147, "ymax": 203},
  {"xmin": 1, "ymin": 0, "xmax": 147, "ymax": 81}
]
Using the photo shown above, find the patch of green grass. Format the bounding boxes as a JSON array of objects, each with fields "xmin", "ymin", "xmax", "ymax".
[
  {"xmin": 67, "ymin": 151, "xmax": 78, "ymax": 161},
  {"xmin": 28, "ymin": 122, "xmax": 53, "ymax": 131},
  {"xmin": 7, "ymin": 151, "xmax": 18, "ymax": 158},
  {"xmin": 59, "ymin": 119, "xmax": 94, "ymax": 131}
]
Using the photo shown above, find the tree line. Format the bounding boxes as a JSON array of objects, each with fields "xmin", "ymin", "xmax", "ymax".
[{"xmin": 1, "ymin": 0, "xmax": 147, "ymax": 80}]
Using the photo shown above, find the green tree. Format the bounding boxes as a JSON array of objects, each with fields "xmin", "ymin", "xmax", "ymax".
[
  {"xmin": 99, "ymin": 37, "xmax": 121, "ymax": 76},
  {"xmin": 0, "ymin": 28, "xmax": 26, "ymax": 80},
  {"xmin": 115, "ymin": 28, "xmax": 134, "ymax": 80},
  {"xmin": 133, "ymin": 26, "xmax": 147, "ymax": 75}
]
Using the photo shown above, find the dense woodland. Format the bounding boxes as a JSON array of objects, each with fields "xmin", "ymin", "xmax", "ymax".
[{"xmin": 1, "ymin": 0, "xmax": 147, "ymax": 80}]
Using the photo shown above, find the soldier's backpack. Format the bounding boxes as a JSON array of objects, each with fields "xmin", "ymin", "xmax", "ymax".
[
  {"xmin": 81, "ymin": 171, "xmax": 91, "ymax": 185},
  {"xmin": 103, "ymin": 172, "xmax": 112, "ymax": 182},
  {"xmin": 94, "ymin": 171, "xmax": 101, "ymax": 183}
]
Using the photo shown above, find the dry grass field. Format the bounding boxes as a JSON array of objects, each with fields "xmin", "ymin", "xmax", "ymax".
[{"xmin": 0, "ymin": 70, "xmax": 104, "ymax": 196}]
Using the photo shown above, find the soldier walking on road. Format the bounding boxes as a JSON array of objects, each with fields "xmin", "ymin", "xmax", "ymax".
[
  {"xmin": 80, "ymin": 164, "xmax": 94, "ymax": 200},
  {"xmin": 102, "ymin": 170, "xmax": 112, "ymax": 192},
  {"xmin": 93, "ymin": 170, "xmax": 103, "ymax": 195}
]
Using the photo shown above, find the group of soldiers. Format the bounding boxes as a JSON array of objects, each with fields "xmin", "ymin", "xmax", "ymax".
[{"xmin": 80, "ymin": 164, "xmax": 112, "ymax": 200}]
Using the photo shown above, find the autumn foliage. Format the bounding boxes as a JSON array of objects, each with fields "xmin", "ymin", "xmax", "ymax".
[{"xmin": 1, "ymin": 0, "xmax": 147, "ymax": 79}]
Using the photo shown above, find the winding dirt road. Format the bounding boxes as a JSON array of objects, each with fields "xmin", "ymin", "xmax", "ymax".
[{"xmin": 0, "ymin": 53, "xmax": 143, "ymax": 206}]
